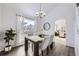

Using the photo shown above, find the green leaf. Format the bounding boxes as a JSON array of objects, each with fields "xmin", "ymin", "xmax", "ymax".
[{"xmin": 4, "ymin": 28, "xmax": 16, "ymax": 45}]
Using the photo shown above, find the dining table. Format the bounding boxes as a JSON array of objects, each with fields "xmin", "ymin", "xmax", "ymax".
[{"xmin": 25, "ymin": 35, "xmax": 44, "ymax": 56}]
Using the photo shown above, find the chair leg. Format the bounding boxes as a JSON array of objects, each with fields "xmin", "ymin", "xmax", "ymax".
[
  {"xmin": 50, "ymin": 42, "xmax": 53, "ymax": 50},
  {"xmin": 47, "ymin": 46, "xmax": 49, "ymax": 55},
  {"xmin": 42, "ymin": 51, "xmax": 43, "ymax": 56},
  {"xmin": 42, "ymin": 46, "xmax": 50, "ymax": 56}
]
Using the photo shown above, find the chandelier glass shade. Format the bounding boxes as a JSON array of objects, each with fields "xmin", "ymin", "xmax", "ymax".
[{"xmin": 36, "ymin": 3, "xmax": 46, "ymax": 18}]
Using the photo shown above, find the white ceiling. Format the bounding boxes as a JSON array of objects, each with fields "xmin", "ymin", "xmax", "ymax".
[{"xmin": 0, "ymin": 3, "xmax": 60, "ymax": 19}]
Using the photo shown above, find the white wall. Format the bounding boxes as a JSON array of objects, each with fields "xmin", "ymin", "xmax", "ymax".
[
  {"xmin": 37, "ymin": 3, "xmax": 76, "ymax": 47},
  {"xmin": 0, "ymin": 5, "xmax": 17, "ymax": 49},
  {"xmin": 0, "ymin": 4, "xmax": 76, "ymax": 51},
  {"xmin": 0, "ymin": 7, "xmax": 1, "ymax": 31},
  {"xmin": 0, "ymin": 6, "xmax": 2, "ymax": 32},
  {"xmin": 0, "ymin": 6, "xmax": 4, "ymax": 51},
  {"xmin": 75, "ymin": 7, "xmax": 79, "ymax": 56},
  {"xmin": 64, "ymin": 4, "xmax": 76, "ymax": 47},
  {"xmin": 54, "ymin": 4, "xmax": 76, "ymax": 47},
  {"xmin": 1, "ymin": 6, "xmax": 16, "ymax": 31}
]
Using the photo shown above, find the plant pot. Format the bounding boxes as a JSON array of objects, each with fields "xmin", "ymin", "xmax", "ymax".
[{"xmin": 5, "ymin": 45, "xmax": 12, "ymax": 52}]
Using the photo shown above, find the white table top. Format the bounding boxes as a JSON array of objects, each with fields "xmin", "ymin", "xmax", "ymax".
[{"xmin": 25, "ymin": 35, "xmax": 44, "ymax": 42}]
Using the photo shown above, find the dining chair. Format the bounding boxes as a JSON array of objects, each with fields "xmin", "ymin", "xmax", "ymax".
[
  {"xmin": 48, "ymin": 35, "xmax": 54, "ymax": 50},
  {"xmin": 40, "ymin": 35, "xmax": 54, "ymax": 56},
  {"xmin": 40, "ymin": 35, "xmax": 51, "ymax": 55}
]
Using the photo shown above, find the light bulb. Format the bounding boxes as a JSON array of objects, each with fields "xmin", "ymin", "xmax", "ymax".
[
  {"xmin": 43, "ymin": 13, "xmax": 46, "ymax": 16},
  {"xmin": 36, "ymin": 10, "xmax": 46, "ymax": 18},
  {"xmin": 40, "ymin": 10, "xmax": 43, "ymax": 14}
]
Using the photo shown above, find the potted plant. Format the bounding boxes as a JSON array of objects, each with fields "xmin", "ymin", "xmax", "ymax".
[{"xmin": 4, "ymin": 28, "xmax": 16, "ymax": 52}]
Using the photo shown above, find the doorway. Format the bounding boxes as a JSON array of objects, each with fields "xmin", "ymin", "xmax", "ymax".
[{"xmin": 54, "ymin": 19, "xmax": 66, "ymax": 45}]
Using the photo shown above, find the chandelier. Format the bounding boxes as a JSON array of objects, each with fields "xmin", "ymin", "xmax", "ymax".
[{"xmin": 36, "ymin": 3, "xmax": 46, "ymax": 18}]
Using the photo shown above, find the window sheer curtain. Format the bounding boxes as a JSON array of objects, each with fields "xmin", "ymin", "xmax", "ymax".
[
  {"xmin": 16, "ymin": 15, "xmax": 35, "ymax": 46},
  {"xmin": 16, "ymin": 15, "xmax": 24, "ymax": 46}
]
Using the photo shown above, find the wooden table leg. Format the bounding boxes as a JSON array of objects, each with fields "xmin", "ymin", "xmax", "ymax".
[
  {"xmin": 25, "ymin": 38, "xmax": 28, "ymax": 56},
  {"xmin": 34, "ymin": 42, "xmax": 39, "ymax": 56}
]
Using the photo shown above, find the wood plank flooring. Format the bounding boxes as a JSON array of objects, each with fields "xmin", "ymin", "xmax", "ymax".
[
  {"xmin": 0, "ymin": 42, "xmax": 75, "ymax": 56},
  {"xmin": 48, "ymin": 43, "xmax": 75, "ymax": 56}
]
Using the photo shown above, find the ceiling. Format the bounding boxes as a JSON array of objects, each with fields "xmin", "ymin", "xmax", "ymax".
[{"xmin": 0, "ymin": 3, "xmax": 60, "ymax": 19}]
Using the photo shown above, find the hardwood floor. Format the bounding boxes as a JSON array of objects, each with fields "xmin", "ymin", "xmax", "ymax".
[
  {"xmin": 0, "ymin": 42, "xmax": 75, "ymax": 56},
  {"xmin": 0, "ymin": 45, "xmax": 25, "ymax": 56},
  {"xmin": 48, "ymin": 43, "xmax": 75, "ymax": 56}
]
